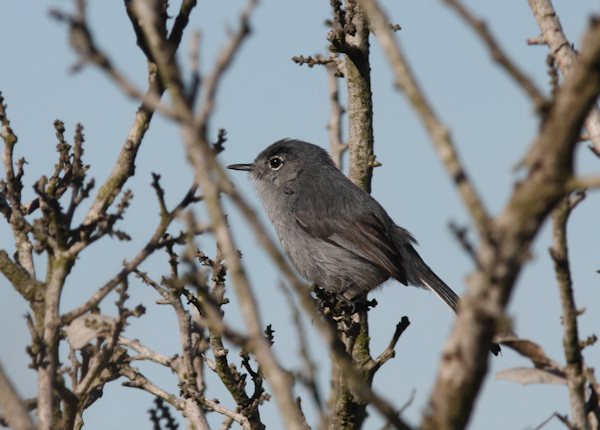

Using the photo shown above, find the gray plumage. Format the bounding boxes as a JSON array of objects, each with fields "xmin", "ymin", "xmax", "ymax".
[
  {"xmin": 228, "ymin": 139, "xmax": 459, "ymax": 311},
  {"xmin": 229, "ymin": 139, "xmax": 501, "ymax": 355}
]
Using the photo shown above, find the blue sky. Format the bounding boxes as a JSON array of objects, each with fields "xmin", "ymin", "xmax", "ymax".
[{"xmin": 1, "ymin": 1, "xmax": 599, "ymax": 429}]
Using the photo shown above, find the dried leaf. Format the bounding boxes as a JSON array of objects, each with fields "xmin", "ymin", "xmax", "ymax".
[
  {"xmin": 497, "ymin": 336, "xmax": 559, "ymax": 368},
  {"xmin": 496, "ymin": 367, "xmax": 567, "ymax": 385}
]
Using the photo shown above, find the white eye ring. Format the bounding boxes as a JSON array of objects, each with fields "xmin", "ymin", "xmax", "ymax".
[{"xmin": 269, "ymin": 156, "xmax": 283, "ymax": 170}]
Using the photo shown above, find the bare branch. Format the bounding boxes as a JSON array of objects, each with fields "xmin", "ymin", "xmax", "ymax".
[
  {"xmin": 0, "ymin": 250, "xmax": 41, "ymax": 302},
  {"xmin": 127, "ymin": 1, "xmax": 311, "ymax": 427},
  {"xmin": 533, "ymin": 412, "xmax": 575, "ymax": 430},
  {"xmin": 120, "ymin": 366, "xmax": 211, "ymax": 430},
  {"xmin": 448, "ymin": 222, "xmax": 481, "ymax": 269},
  {"xmin": 38, "ymin": 256, "xmax": 73, "ymax": 430},
  {"xmin": 202, "ymin": 397, "xmax": 253, "ymax": 430},
  {"xmin": 0, "ymin": 93, "xmax": 35, "ymax": 277},
  {"xmin": 168, "ymin": 0, "xmax": 198, "ymax": 48},
  {"xmin": 0, "ymin": 362, "xmax": 36, "ymax": 430},
  {"xmin": 61, "ymin": 182, "xmax": 199, "ymax": 325},
  {"xmin": 371, "ymin": 316, "xmax": 410, "ymax": 371},
  {"xmin": 326, "ymin": 60, "xmax": 348, "ymax": 169},
  {"xmin": 528, "ymin": 0, "xmax": 600, "ymax": 155},
  {"xmin": 292, "ymin": 54, "xmax": 335, "ymax": 68},
  {"xmin": 148, "ymin": 398, "xmax": 180, "ymax": 430},
  {"xmin": 338, "ymin": 1, "xmax": 376, "ymax": 193},
  {"xmin": 422, "ymin": 18, "xmax": 600, "ymax": 430},
  {"xmin": 567, "ymin": 175, "xmax": 600, "ymax": 191},
  {"xmin": 119, "ymin": 337, "xmax": 173, "ymax": 367},
  {"xmin": 499, "ymin": 336, "xmax": 563, "ymax": 370},
  {"xmin": 527, "ymin": 35, "xmax": 546, "ymax": 46},
  {"xmin": 195, "ymin": 0, "xmax": 257, "ymax": 129},
  {"xmin": 358, "ymin": 0, "xmax": 493, "ymax": 244},
  {"xmin": 550, "ymin": 194, "xmax": 588, "ymax": 429},
  {"xmin": 443, "ymin": 0, "xmax": 548, "ymax": 112},
  {"xmin": 58, "ymin": 0, "xmax": 197, "ymax": 228},
  {"xmin": 49, "ymin": 7, "xmax": 179, "ymax": 120}
]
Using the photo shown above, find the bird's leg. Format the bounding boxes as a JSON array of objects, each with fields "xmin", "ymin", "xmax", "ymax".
[
  {"xmin": 336, "ymin": 294, "xmax": 358, "ymax": 316},
  {"xmin": 312, "ymin": 284, "xmax": 337, "ymax": 310},
  {"xmin": 312, "ymin": 284, "xmax": 355, "ymax": 318},
  {"xmin": 312, "ymin": 284, "xmax": 379, "ymax": 319},
  {"xmin": 346, "ymin": 294, "xmax": 378, "ymax": 313}
]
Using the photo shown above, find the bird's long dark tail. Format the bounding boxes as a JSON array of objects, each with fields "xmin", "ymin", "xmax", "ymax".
[
  {"xmin": 401, "ymin": 244, "xmax": 460, "ymax": 313},
  {"xmin": 418, "ymin": 266, "xmax": 460, "ymax": 314}
]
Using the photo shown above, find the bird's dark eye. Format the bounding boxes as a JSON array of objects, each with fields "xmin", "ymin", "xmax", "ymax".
[{"xmin": 269, "ymin": 156, "xmax": 283, "ymax": 170}]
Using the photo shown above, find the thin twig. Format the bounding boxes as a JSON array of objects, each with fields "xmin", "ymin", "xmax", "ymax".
[
  {"xmin": 325, "ymin": 59, "xmax": 347, "ymax": 169},
  {"xmin": 358, "ymin": 0, "xmax": 493, "ymax": 244},
  {"xmin": 0, "ymin": 94, "xmax": 35, "ymax": 277},
  {"xmin": 49, "ymin": 8, "xmax": 179, "ymax": 120},
  {"xmin": 61, "ymin": 182, "xmax": 198, "ymax": 325},
  {"xmin": 72, "ymin": 0, "xmax": 196, "ymax": 227},
  {"xmin": 120, "ymin": 366, "xmax": 210, "ymax": 429},
  {"xmin": 550, "ymin": 193, "xmax": 588, "ymax": 429},
  {"xmin": 538, "ymin": 412, "xmax": 575, "ymax": 430},
  {"xmin": 448, "ymin": 221, "xmax": 481, "ymax": 269},
  {"xmin": 371, "ymin": 316, "xmax": 411, "ymax": 372},
  {"xmin": 443, "ymin": 0, "xmax": 547, "ymax": 112},
  {"xmin": 202, "ymin": 398, "xmax": 252, "ymax": 430},
  {"xmin": 195, "ymin": 0, "xmax": 257, "ymax": 129},
  {"xmin": 292, "ymin": 54, "xmax": 335, "ymax": 68},
  {"xmin": 119, "ymin": 337, "xmax": 172, "ymax": 367}
]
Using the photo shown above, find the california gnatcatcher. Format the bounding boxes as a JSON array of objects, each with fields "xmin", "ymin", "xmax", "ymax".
[{"xmin": 228, "ymin": 139, "xmax": 500, "ymax": 355}]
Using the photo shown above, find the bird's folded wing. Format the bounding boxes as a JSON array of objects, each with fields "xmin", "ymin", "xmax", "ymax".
[{"xmin": 295, "ymin": 212, "xmax": 408, "ymax": 285}]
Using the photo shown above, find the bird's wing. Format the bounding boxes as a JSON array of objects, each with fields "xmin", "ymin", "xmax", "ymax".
[{"xmin": 295, "ymin": 212, "xmax": 408, "ymax": 285}]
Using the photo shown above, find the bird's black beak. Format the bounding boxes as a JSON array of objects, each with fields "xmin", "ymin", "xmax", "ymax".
[{"xmin": 227, "ymin": 163, "xmax": 254, "ymax": 172}]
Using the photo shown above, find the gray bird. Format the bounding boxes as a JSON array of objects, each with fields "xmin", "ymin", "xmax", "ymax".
[{"xmin": 228, "ymin": 139, "xmax": 499, "ymax": 354}]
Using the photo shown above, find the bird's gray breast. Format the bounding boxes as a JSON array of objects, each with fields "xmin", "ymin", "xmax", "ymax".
[{"xmin": 258, "ymin": 186, "xmax": 389, "ymax": 296}]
